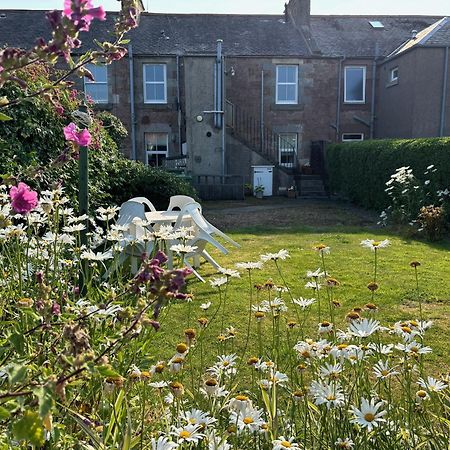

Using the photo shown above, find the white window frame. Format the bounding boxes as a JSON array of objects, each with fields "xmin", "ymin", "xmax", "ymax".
[
  {"xmin": 344, "ymin": 66, "xmax": 366, "ymax": 104},
  {"xmin": 84, "ymin": 64, "xmax": 108, "ymax": 104},
  {"xmin": 278, "ymin": 133, "xmax": 298, "ymax": 168},
  {"xmin": 276, "ymin": 65, "xmax": 299, "ymax": 105},
  {"xmin": 390, "ymin": 67, "xmax": 399, "ymax": 83},
  {"xmin": 342, "ymin": 133, "xmax": 365, "ymax": 142},
  {"xmin": 143, "ymin": 64, "xmax": 167, "ymax": 104},
  {"xmin": 145, "ymin": 132, "xmax": 169, "ymax": 167}
]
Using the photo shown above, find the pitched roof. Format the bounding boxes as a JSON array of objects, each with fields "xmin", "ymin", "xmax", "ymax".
[
  {"xmin": 388, "ymin": 16, "xmax": 450, "ymax": 57},
  {"xmin": 0, "ymin": 9, "xmax": 444, "ymax": 59},
  {"xmin": 310, "ymin": 15, "xmax": 441, "ymax": 57}
]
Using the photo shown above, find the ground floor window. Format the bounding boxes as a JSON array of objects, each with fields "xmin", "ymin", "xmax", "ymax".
[
  {"xmin": 145, "ymin": 132, "xmax": 169, "ymax": 167},
  {"xmin": 342, "ymin": 133, "xmax": 364, "ymax": 142},
  {"xmin": 278, "ymin": 133, "xmax": 298, "ymax": 168}
]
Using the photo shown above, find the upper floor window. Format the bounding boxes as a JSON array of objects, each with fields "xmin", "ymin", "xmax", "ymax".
[
  {"xmin": 144, "ymin": 64, "xmax": 167, "ymax": 104},
  {"xmin": 344, "ymin": 66, "xmax": 366, "ymax": 103},
  {"xmin": 390, "ymin": 67, "xmax": 399, "ymax": 83},
  {"xmin": 145, "ymin": 132, "xmax": 168, "ymax": 167},
  {"xmin": 84, "ymin": 64, "xmax": 108, "ymax": 103},
  {"xmin": 276, "ymin": 65, "xmax": 298, "ymax": 104}
]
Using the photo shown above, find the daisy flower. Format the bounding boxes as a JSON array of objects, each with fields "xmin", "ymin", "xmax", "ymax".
[
  {"xmin": 306, "ymin": 268, "xmax": 327, "ymax": 278},
  {"xmin": 350, "ymin": 397, "xmax": 387, "ymax": 432},
  {"xmin": 418, "ymin": 376, "xmax": 448, "ymax": 392},
  {"xmin": 260, "ymin": 249, "xmax": 290, "ymax": 262},
  {"xmin": 395, "ymin": 341, "xmax": 432, "ymax": 355},
  {"xmin": 310, "ymin": 380, "xmax": 345, "ymax": 409},
  {"xmin": 151, "ymin": 436, "xmax": 178, "ymax": 450},
  {"xmin": 318, "ymin": 321, "xmax": 333, "ymax": 334},
  {"xmin": 235, "ymin": 261, "xmax": 263, "ymax": 270},
  {"xmin": 218, "ymin": 267, "xmax": 241, "ymax": 278},
  {"xmin": 200, "ymin": 302, "xmax": 211, "ymax": 310},
  {"xmin": 335, "ymin": 437, "xmax": 355, "ymax": 449},
  {"xmin": 373, "ymin": 360, "xmax": 399, "ymax": 380},
  {"xmin": 360, "ymin": 239, "xmax": 390, "ymax": 251},
  {"xmin": 348, "ymin": 318, "xmax": 381, "ymax": 338},
  {"xmin": 171, "ymin": 424, "xmax": 204, "ymax": 444},
  {"xmin": 228, "ymin": 394, "xmax": 253, "ymax": 412},
  {"xmin": 319, "ymin": 362, "xmax": 343, "ymax": 379},
  {"xmin": 229, "ymin": 406, "xmax": 265, "ymax": 433},
  {"xmin": 181, "ymin": 408, "xmax": 217, "ymax": 428},
  {"xmin": 170, "ymin": 244, "xmax": 198, "ymax": 254},
  {"xmin": 209, "ymin": 277, "xmax": 228, "ymax": 288},
  {"xmin": 313, "ymin": 244, "xmax": 330, "ymax": 255},
  {"xmin": 293, "ymin": 297, "xmax": 316, "ymax": 309},
  {"xmin": 272, "ymin": 436, "xmax": 301, "ymax": 449}
]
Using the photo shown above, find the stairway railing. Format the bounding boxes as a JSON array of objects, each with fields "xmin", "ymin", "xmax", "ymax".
[{"xmin": 225, "ymin": 100, "xmax": 298, "ymax": 170}]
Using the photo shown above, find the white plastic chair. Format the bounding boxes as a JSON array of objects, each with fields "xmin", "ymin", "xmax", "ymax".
[
  {"xmin": 128, "ymin": 197, "xmax": 157, "ymax": 212},
  {"xmin": 167, "ymin": 195, "xmax": 196, "ymax": 212},
  {"xmin": 108, "ymin": 200, "xmax": 154, "ymax": 276}
]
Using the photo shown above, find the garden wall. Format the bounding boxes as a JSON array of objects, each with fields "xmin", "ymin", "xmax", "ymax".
[{"xmin": 325, "ymin": 138, "xmax": 450, "ymax": 210}]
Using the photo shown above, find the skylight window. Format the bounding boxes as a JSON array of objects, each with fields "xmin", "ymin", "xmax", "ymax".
[{"xmin": 369, "ymin": 21, "xmax": 385, "ymax": 29}]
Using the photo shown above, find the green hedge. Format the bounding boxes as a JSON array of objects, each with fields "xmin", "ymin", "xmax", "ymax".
[{"xmin": 326, "ymin": 138, "xmax": 450, "ymax": 210}]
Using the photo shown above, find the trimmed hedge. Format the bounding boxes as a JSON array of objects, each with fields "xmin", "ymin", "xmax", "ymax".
[{"xmin": 326, "ymin": 138, "xmax": 450, "ymax": 210}]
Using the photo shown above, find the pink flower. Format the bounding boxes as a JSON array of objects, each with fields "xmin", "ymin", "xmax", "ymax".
[
  {"xmin": 64, "ymin": 122, "xmax": 92, "ymax": 147},
  {"xmin": 63, "ymin": 0, "xmax": 106, "ymax": 31},
  {"xmin": 10, "ymin": 182, "xmax": 39, "ymax": 215}
]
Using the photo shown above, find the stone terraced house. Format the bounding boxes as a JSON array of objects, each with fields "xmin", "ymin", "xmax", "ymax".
[{"xmin": 1, "ymin": 0, "xmax": 449, "ymax": 198}]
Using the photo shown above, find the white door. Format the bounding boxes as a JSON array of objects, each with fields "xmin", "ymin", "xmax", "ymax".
[{"xmin": 253, "ymin": 166, "xmax": 273, "ymax": 196}]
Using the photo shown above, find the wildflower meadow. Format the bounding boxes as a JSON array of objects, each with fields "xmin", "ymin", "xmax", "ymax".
[{"xmin": 0, "ymin": 1, "xmax": 449, "ymax": 449}]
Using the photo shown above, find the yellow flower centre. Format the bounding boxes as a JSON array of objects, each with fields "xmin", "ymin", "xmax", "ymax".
[
  {"xmin": 189, "ymin": 418, "xmax": 197, "ymax": 424},
  {"xmin": 321, "ymin": 321, "xmax": 331, "ymax": 327},
  {"xmin": 337, "ymin": 344, "xmax": 348, "ymax": 350},
  {"xmin": 409, "ymin": 320, "xmax": 419, "ymax": 327},
  {"xmin": 222, "ymin": 361, "xmax": 230, "ymax": 367},
  {"xmin": 410, "ymin": 346, "xmax": 419, "ymax": 353},
  {"xmin": 235, "ymin": 395, "xmax": 248, "ymax": 401},
  {"xmin": 176, "ymin": 343, "xmax": 188, "ymax": 353},
  {"xmin": 326, "ymin": 395, "xmax": 336, "ymax": 401},
  {"xmin": 179, "ymin": 430, "xmax": 191, "ymax": 438},
  {"xmin": 281, "ymin": 441, "xmax": 292, "ymax": 448},
  {"xmin": 417, "ymin": 390, "xmax": 427, "ymax": 398},
  {"xmin": 243, "ymin": 417, "xmax": 254, "ymax": 425},
  {"xmin": 364, "ymin": 413, "xmax": 376, "ymax": 422},
  {"xmin": 401, "ymin": 326, "xmax": 412, "ymax": 334},
  {"xmin": 205, "ymin": 379, "xmax": 217, "ymax": 386},
  {"xmin": 372, "ymin": 241, "xmax": 380, "ymax": 247},
  {"xmin": 381, "ymin": 370, "xmax": 389, "ymax": 377}
]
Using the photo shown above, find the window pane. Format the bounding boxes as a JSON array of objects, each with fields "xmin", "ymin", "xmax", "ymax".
[
  {"xmin": 345, "ymin": 68, "xmax": 364, "ymax": 102},
  {"xmin": 280, "ymin": 153, "xmax": 295, "ymax": 165},
  {"xmin": 85, "ymin": 83, "xmax": 108, "ymax": 102},
  {"xmin": 286, "ymin": 85, "xmax": 297, "ymax": 102},
  {"xmin": 277, "ymin": 85, "xmax": 288, "ymax": 102},
  {"xmin": 285, "ymin": 66, "xmax": 297, "ymax": 83},
  {"xmin": 279, "ymin": 133, "xmax": 297, "ymax": 151},
  {"xmin": 145, "ymin": 83, "xmax": 165, "ymax": 102},
  {"xmin": 87, "ymin": 64, "xmax": 107, "ymax": 83},
  {"xmin": 145, "ymin": 133, "xmax": 169, "ymax": 167},
  {"xmin": 277, "ymin": 66, "xmax": 287, "ymax": 83},
  {"xmin": 145, "ymin": 64, "xmax": 165, "ymax": 82}
]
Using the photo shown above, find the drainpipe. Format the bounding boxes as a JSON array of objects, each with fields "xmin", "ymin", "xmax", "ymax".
[
  {"xmin": 370, "ymin": 58, "xmax": 377, "ymax": 140},
  {"xmin": 440, "ymin": 46, "xmax": 449, "ymax": 137},
  {"xmin": 260, "ymin": 69, "xmax": 264, "ymax": 152},
  {"xmin": 335, "ymin": 56, "xmax": 345, "ymax": 141},
  {"xmin": 214, "ymin": 40, "xmax": 223, "ymax": 129},
  {"xmin": 128, "ymin": 44, "xmax": 137, "ymax": 160},
  {"xmin": 176, "ymin": 55, "xmax": 182, "ymax": 155},
  {"xmin": 221, "ymin": 54, "xmax": 226, "ymax": 176}
]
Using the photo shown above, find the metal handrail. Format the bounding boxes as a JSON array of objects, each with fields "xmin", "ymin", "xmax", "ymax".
[{"xmin": 225, "ymin": 100, "xmax": 298, "ymax": 169}]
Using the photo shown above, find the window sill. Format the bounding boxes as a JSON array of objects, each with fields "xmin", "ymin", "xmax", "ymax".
[
  {"xmin": 271, "ymin": 103, "xmax": 303, "ymax": 111},
  {"xmin": 386, "ymin": 79, "xmax": 399, "ymax": 88},
  {"xmin": 343, "ymin": 101, "xmax": 366, "ymax": 105}
]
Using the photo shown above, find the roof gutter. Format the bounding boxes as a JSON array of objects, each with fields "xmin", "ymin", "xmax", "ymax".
[{"xmin": 439, "ymin": 46, "xmax": 449, "ymax": 137}]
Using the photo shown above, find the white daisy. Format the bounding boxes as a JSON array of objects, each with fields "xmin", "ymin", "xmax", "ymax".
[
  {"xmin": 348, "ymin": 318, "xmax": 381, "ymax": 338},
  {"xmin": 272, "ymin": 436, "xmax": 301, "ymax": 449},
  {"xmin": 170, "ymin": 244, "xmax": 198, "ymax": 254},
  {"xmin": 373, "ymin": 360, "xmax": 399, "ymax": 380},
  {"xmin": 236, "ymin": 261, "xmax": 263, "ymax": 270},
  {"xmin": 209, "ymin": 277, "xmax": 228, "ymax": 288},
  {"xmin": 229, "ymin": 406, "xmax": 265, "ymax": 433},
  {"xmin": 310, "ymin": 380, "xmax": 345, "ymax": 409},
  {"xmin": 171, "ymin": 424, "xmax": 204, "ymax": 444},
  {"xmin": 293, "ymin": 297, "xmax": 316, "ymax": 309},
  {"xmin": 335, "ymin": 437, "xmax": 355, "ymax": 449},
  {"xmin": 260, "ymin": 249, "xmax": 290, "ymax": 262},
  {"xmin": 319, "ymin": 362, "xmax": 343, "ymax": 379},
  {"xmin": 395, "ymin": 341, "xmax": 432, "ymax": 355},
  {"xmin": 200, "ymin": 302, "xmax": 212, "ymax": 310},
  {"xmin": 181, "ymin": 409, "xmax": 217, "ymax": 428},
  {"xmin": 418, "ymin": 376, "xmax": 448, "ymax": 392},
  {"xmin": 350, "ymin": 397, "xmax": 387, "ymax": 432},
  {"xmin": 360, "ymin": 239, "xmax": 390, "ymax": 251},
  {"xmin": 151, "ymin": 436, "xmax": 178, "ymax": 450},
  {"xmin": 306, "ymin": 268, "xmax": 327, "ymax": 278},
  {"xmin": 218, "ymin": 267, "xmax": 241, "ymax": 278}
]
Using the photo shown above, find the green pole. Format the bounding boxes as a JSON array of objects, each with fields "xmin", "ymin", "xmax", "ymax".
[{"xmin": 79, "ymin": 142, "xmax": 89, "ymax": 294}]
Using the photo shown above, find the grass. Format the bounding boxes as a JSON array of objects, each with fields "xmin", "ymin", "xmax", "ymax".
[{"xmin": 150, "ymin": 204, "xmax": 450, "ymax": 379}]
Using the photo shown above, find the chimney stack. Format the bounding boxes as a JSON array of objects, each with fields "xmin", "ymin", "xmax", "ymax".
[{"xmin": 285, "ymin": 0, "xmax": 311, "ymax": 29}]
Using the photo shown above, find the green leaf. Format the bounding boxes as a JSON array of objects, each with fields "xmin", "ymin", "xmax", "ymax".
[
  {"xmin": 9, "ymin": 332, "xmax": 25, "ymax": 354},
  {"xmin": 12, "ymin": 410, "xmax": 45, "ymax": 447},
  {"xmin": 0, "ymin": 407, "xmax": 10, "ymax": 421},
  {"xmin": 7, "ymin": 364, "xmax": 28, "ymax": 385},
  {"xmin": 96, "ymin": 365, "xmax": 121, "ymax": 378},
  {"xmin": 0, "ymin": 112, "xmax": 12, "ymax": 121},
  {"xmin": 35, "ymin": 385, "xmax": 55, "ymax": 418}
]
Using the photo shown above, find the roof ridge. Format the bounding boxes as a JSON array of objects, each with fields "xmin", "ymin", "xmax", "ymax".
[{"xmin": 419, "ymin": 16, "xmax": 450, "ymax": 45}]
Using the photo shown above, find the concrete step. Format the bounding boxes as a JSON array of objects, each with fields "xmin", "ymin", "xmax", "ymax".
[{"xmin": 300, "ymin": 180, "xmax": 325, "ymax": 188}]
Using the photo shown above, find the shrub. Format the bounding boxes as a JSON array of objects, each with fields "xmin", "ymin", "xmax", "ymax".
[
  {"xmin": 326, "ymin": 138, "xmax": 450, "ymax": 210},
  {"xmin": 417, "ymin": 205, "xmax": 447, "ymax": 241}
]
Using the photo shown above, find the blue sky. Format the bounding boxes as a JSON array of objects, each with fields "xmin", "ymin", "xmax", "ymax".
[{"xmin": 1, "ymin": 0, "xmax": 449, "ymax": 15}]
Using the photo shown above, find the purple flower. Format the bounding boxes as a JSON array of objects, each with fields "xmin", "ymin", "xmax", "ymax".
[
  {"xmin": 9, "ymin": 182, "xmax": 38, "ymax": 214},
  {"xmin": 64, "ymin": 122, "xmax": 91, "ymax": 147},
  {"xmin": 63, "ymin": 0, "xmax": 106, "ymax": 32},
  {"xmin": 52, "ymin": 302, "xmax": 61, "ymax": 316}
]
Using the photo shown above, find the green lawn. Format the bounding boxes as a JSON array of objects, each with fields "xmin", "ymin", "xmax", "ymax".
[{"xmin": 151, "ymin": 219, "xmax": 450, "ymax": 377}]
